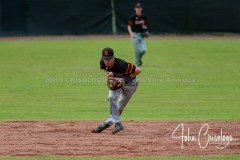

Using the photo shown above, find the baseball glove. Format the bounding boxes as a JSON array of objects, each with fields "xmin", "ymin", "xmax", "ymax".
[{"xmin": 107, "ymin": 77, "xmax": 125, "ymax": 90}]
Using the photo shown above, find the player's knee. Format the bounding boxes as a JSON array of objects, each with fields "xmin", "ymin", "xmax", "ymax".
[
  {"xmin": 135, "ymin": 49, "xmax": 142, "ymax": 55},
  {"xmin": 141, "ymin": 49, "xmax": 146, "ymax": 54},
  {"xmin": 108, "ymin": 96, "xmax": 117, "ymax": 102}
]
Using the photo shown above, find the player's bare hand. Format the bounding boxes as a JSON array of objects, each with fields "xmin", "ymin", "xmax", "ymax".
[
  {"xmin": 146, "ymin": 31, "xmax": 151, "ymax": 36},
  {"xmin": 106, "ymin": 71, "xmax": 114, "ymax": 77},
  {"xmin": 130, "ymin": 33, "xmax": 135, "ymax": 39}
]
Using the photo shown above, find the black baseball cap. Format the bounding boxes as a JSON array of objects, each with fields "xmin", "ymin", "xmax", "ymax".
[
  {"xmin": 101, "ymin": 47, "xmax": 114, "ymax": 60},
  {"xmin": 135, "ymin": 2, "xmax": 142, "ymax": 8}
]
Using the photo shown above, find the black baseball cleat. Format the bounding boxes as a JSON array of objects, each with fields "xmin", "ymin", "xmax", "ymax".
[
  {"xmin": 136, "ymin": 60, "xmax": 142, "ymax": 67},
  {"xmin": 91, "ymin": 123, "xmax": 110, "ymax": 133},
  {"xmin": 112, "ymin": 122, "xmax": 124, "ymax": 134}
]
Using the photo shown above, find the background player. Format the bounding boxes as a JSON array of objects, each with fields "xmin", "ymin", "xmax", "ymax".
[
  {"xmin": 127, "ymin": 2, "xmax": 149, "ymax": 67},
  {"xmin": 92, "ymin": 47, "xmax": 141, "ymax": 134}
]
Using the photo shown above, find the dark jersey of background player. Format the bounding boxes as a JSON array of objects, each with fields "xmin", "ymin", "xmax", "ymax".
[
  {"xmin": 100, "ymin": 58, "xmax": 136, "ymax": 79},
  {"xmin": 128, "ymin": 14, "xmax": 148, "ymax": 33}
]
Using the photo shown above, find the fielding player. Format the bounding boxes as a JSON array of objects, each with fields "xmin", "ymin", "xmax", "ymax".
[
  {"xmin": 127, "ymin": 2, "xmax": 149, "ymax": 66},
  {"xmin": 92, "ymin": 47, "xmax": 141, "ymax": 134}
]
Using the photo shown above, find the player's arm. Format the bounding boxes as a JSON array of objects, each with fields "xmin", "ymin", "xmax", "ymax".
[
  {"xmin": 130, "ymin": 67, "xmax": 141, "ymax": 78},
  {"xmin": 142, "ymin": 23, "xmax": 147, "ymax": 30},
  {"xmin": 125, "ymin": 63, "xmax": 141, "ymax": 78},
  {"xmin": 143, "ymin": 16, "xmax": 150, "ymax": 35},
  {"xmin": 127, "ymin": 25, "xmax": 135, "ymax": 38},
  {"xmin": 127, "ymin": 18, "xmax": 135, "ymax": 38}
]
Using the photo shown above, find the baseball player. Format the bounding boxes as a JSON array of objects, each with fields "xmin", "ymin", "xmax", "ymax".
[
  {"xmin": 127, "ymin": 2, "xmax": 149, "ymax": 67},
  {"xmin": 92, "ymin": 47, "xmax": 141, "ymax": 134}
]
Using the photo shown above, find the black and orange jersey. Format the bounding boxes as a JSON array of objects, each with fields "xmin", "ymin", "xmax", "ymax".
[
  {"xmin": 100, "ymin": 58, "xmax": 136, "ymax": 77},
  {"xmin": 128, "ymin": 14, "xmax": 147, "ymax": 33}
]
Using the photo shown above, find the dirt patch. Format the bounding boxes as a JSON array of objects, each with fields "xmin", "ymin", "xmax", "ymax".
[{"xmin": 0, "ymin": 121, "xmax": 239, "ymax": 157}]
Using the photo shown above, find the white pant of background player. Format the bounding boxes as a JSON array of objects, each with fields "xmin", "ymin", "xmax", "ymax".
[
  {"xmin": 105, "ymin": 78, "xmax": 139, "ymax": 124},
  {"xmin": 131, "ymin": 32, "xmax": 147, "ymax": 66}
]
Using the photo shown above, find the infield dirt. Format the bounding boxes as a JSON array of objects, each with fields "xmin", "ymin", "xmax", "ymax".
[{"xmin": 0, "ymin": 121, "xmax": 239, "ymax": 157}]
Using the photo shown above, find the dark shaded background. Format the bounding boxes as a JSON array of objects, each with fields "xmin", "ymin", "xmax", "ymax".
[{"xmin": 0, "ymin": 0, "xmax": 240, "ymax": 35}]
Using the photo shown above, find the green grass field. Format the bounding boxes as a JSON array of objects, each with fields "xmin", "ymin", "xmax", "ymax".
[
  {"xmin": 0, "ymin": 37, "xmax": 239, "ymax": 121},
  {"xmin": 0, "ymin": 37, "xmax": 239, "ymax": 159}
]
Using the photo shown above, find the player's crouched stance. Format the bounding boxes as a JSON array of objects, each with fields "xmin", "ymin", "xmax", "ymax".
[{"xmin": 92, "ymin": 47, "xmax": 141, "ymax": 134}]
